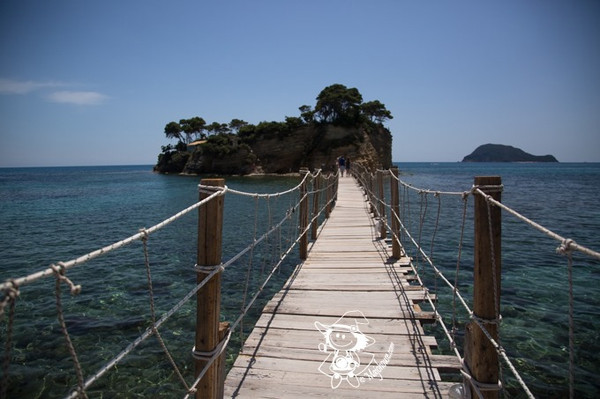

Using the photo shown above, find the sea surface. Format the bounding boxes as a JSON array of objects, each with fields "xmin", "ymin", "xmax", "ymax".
[{"xmin": 0, "ymin": 163, "xmax": 599, "ymax": 398}]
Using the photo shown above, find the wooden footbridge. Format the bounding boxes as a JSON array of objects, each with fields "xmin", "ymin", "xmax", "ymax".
[
  {"xmin": 6, "ymin": 166, "xmax": 595, "ymax": 399},
  {"xmin": 223, "ymin": 176, "xmax": 460, "ymax": 398}
]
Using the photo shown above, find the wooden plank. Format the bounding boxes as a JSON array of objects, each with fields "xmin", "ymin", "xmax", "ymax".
[
  {"xmin": 239, "ymin": 328, "xmax": 439, "ymax": 352},
  {"xmin": 224, "ymin": 373, "xmax": 455, "ymax": 399},
  {"xmin": 260, "ymin": 302, "xmax": 435, "ymax": 321},
  {"xmin": 267, "ymin": 290, "xmax": 430, "ymax": 304},
  {"xmin": 235, "ymin": 345, "xmax": 461, "ymax": 370},
  {"xmin": 229, "ymin": 355, "xmax": 442, "ymax": 382},
  {"xmin": 224, "ymin": 177, "xmax": 457, "ymax": 398},
  {"xmin": 253, "ymin": 313, "xmax": 427, "ymax": 335}
]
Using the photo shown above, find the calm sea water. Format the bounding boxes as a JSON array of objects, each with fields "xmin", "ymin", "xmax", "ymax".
[
  {"xmin": 396, "ymin": 162, "xmax": 600, "ymax": 398},
  {"xmin": 0, "ymin": 163, "xmax": 598, "ymax": 398}
]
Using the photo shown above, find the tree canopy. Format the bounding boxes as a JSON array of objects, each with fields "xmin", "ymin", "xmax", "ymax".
[
  {"xmin": 361, "ymin": 100, "xmax": 393, "ymax": 124},
  {"xmin": 314, "ymin": 84, "xmax": 364, "ymax": 125},
  {"xmin": 164, "ymin": 121, "xmax": 182, "ymax": 142},
  {"xmin": 179, "ymin": 117, "xmax": 206, "ymax": 143},
  {"xmin": 162, "ymin": 84, "xmax": 393, "ymax": 147}
]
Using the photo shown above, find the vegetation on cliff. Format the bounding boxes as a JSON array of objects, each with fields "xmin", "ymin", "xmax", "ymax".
[
  {"xmin": 462, "ymin": 144, "xmax": 558, "ymax": 162},
  {"xmin": 154, "ymin": 84, "xmax": 393, "ymax": 174}
]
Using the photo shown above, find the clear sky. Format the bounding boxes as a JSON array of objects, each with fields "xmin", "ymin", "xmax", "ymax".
[{"xmin": 1, "ymin": 0, "xmax": 599, "ymax": 166}]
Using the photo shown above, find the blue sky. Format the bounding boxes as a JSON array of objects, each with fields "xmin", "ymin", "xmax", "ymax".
[{"xmin": 1, "ymin": 0, "xmax": 599, "ymax": 166}]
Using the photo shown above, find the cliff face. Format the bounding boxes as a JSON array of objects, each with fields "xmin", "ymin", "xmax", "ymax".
[
  {"xmin": 172, "ymin": 124, "xmax": 392, "ymax": 175},
  {"xmin": 462, "ymin": 144, "xmax": 558, "ymax": 163}
]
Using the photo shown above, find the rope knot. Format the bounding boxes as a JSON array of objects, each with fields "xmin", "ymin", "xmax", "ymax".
[
  {"xmin": 139, "ymin": 228, "xmax": 149, "ymax": 243},
  {"xmin": 51, "ymin": 263, "xmax": 82, "ymax": 295},
  {"xmin": 0, "ymin": 279, "xmax": 20, "ymax": 316},
  {"xmin": 50, "ymin": 263, "xmax": 65, "ymax": 275},
  {"xmin": 4, "ymin": 280, "xmax": 20, "ymax": 300},
  {"xmin": 557, "ymin": 238, "xmax": 575, "ymax": 255}
]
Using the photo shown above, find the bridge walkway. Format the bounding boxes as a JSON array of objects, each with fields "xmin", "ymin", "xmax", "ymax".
[{"xmin": 224, "ymin": 176, "xmax": 459, "ymax": 398}]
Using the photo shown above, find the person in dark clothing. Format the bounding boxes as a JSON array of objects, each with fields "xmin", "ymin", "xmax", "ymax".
[{"xmin": 338, "ymin": 156, "xmax": 346, "ymax": 177}]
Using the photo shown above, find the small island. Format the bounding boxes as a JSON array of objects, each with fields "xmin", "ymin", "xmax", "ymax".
[
  {"xmin": 154, "ymin": 84, "xmax": 394, "ymax": 175},
  {"xmin": 462, "ymin": 144, "xmax": 558, "ymax": 163}
]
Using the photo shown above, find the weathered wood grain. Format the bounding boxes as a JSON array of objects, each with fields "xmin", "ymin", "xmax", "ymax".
[{"xmin": 224, "ymin": 177, "xmax": 458, "ymax": 398}]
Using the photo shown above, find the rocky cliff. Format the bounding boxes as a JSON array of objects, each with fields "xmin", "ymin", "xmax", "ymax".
[
  {"xmin": 157, "ymin": 124, "xmax": 392, "ymax": 175},
  {"xmin": 462, "ymin": 144, "xmax": 558, "ymax": 163}
]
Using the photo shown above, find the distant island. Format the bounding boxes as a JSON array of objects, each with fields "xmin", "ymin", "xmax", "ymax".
[
  {"xmin": 154, "ymin": 84, "xmax": 393, "ymax": 175},
  {"xmin": 462, "ymin": 144, "xmax": 558, "ymax": 163}
]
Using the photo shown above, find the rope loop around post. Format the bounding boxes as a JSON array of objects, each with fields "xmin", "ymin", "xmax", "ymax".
[
  {"xmin": 194, "ymin": 263, "xmax": 225, "ymax": 274},
  {"xmin": 191, "ymin": 332, "xmax": 228, "ymax": 361},
  {"xmin": 471, "ymin": 313, "xmax": 503, "ymax": 326},
  {"xmin": 198, "ymin": 184, "xmax": 227, "ymax": 196},
  {"xmin": 474, "ymin": 184, "xmax": 504, "ymax": 194}
]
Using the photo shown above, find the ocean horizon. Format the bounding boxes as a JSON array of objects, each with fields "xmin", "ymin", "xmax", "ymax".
[{"xmin": 2, "ymin": 160, "xmax": 599, "ymax": 169}]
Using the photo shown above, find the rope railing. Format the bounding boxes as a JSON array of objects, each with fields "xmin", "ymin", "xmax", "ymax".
[
  {"xmin": 0, "ymin": 188, "xmax": 227, "ymax": 296},
  {"xmin": 0, "ymin": 169, "xmax": 339, "ymax": 399},
  {"xmin": 353, "ymin": 163, "xmax": 598, "ymax": 399},
  {"xmin": 356, "ymin": 167, "xmax": 517, "ymax": 399}
]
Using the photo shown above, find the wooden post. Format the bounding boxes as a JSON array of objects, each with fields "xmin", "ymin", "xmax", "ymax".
[
  {"xmin": 311, "ymin": 174, "xmax": 320, "ymax": 240},
  {"xmin": 467, "ymin": 176, "xmax": 502, "ymax": 399},
  {"xmin": 377, "ymin": 170, "xmax": 387, "ymax": 239},
  {"xmin": 195, "ymin": 178, "xmax": 225, "ymax": 399},
  {"xmin": 390, "ymin": 167, "xmax": 401, "ymax": 259},
  {"xmin": 299, "ymin": 169, "xmax": 309, "ymax": 260}
]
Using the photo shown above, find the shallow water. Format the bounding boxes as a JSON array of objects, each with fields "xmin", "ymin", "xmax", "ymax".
[{"xmin": 1, "ymin": 163, "xmax": 599, "ymax": 397}]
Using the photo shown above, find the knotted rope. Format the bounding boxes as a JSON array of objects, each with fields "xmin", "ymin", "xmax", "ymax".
[
  {"xmin": 51, "ymin": 263, "xmax": 87, "ymax": 399},
  {"xmin": 140, "ymin": 229, "xmax": 190, "ymax": 392}
]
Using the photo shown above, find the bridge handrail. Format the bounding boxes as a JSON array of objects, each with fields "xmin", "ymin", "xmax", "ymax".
[
  {"xmin": 0, "ymin": 188, "xmax": 227, "ymax": 295},
  {"xmin": 0, "ymin": 168, "xmax": 339, "ymax": 399},
  {"xmin": 353, "ymin": 163, "xmax": 599, "ymax": 399}
]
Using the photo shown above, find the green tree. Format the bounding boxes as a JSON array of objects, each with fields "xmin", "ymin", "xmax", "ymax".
[
  {"xmin": 360, "ymin": 100, "xmax": 393, "ymax": 124},
  {"xmin": 206, "ymin": 122, "xmax": 230, "ymax": 136},
  {"xmin": 299, "ymin": 105, "xmax": 314, "ymax": 124},
  {"xmin": 229, "ymin": 119, "xmax": 249, "ymax": 134},
  {"xmin": 255, "ymin": 121, "xmax": 287, "ymax": 136},
  {"xmin": 179, "ymin": 117, "xmax": 206, "ymax": 143},
  {"xmin": 238, "ymin": 123, "xmax": 256, "ymax": 136},
  {"xmin": 285, "ymin": 116, "xmax": 304, "ymax": 130},
  {"xmin": 164, "ymin": 121, "xmax": 182, "ymax": 142},
  {"xmin": 314, "ymin": 84, "xmax": 363, "ymax": 125}
]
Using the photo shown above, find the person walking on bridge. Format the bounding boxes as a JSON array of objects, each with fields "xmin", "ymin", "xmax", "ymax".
[{"xmin": 338, "ymin": 156, "xmax": 346, "ymax": 177}]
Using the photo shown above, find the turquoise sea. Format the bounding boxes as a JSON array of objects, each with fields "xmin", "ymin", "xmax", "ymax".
[
  {"xmin": 395, "ymin": 162, "xmax": 600, "ymax": 398},
  {"xmin": 0, "ymin": 163, "xmax": 599, "ymax": 398}
]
